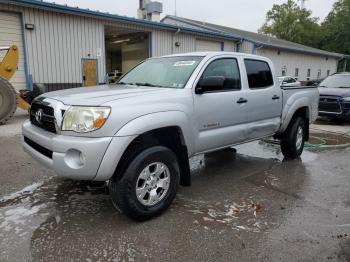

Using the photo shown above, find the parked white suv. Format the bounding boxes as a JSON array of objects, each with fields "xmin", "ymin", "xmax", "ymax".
[
  {"xmin": 278, "ymin": 76, "xmax": 301, "ymax": 87},
  {"xmin": 23, "ymin": 52, "xmax": 319, "ymax": 220}
]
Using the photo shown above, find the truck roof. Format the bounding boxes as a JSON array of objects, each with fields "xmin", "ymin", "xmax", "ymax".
[{"xmin": 161, "ymin": 51, "xmax": 267, "ymax": 60}]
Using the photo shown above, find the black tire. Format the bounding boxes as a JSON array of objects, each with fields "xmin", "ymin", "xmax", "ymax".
[
  {"xmin": 280, "ymin": 117, "xmax": 306, "ymax": 159},
  {"xmin": 109, "ymin": 146, "xmax": 180, "ymax": 221},
  {"xmin": 0, "ymin": 77, "xmax": 17, "ymax": 125}
]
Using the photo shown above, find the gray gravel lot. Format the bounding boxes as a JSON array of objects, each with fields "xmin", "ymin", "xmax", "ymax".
[{"xmin": 0, "ymin": 112, "xmax": 349, "ymax": 262}]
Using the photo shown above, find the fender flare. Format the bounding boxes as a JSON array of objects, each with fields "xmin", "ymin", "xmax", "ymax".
[
  {"xmin": 115, "ymin": 111, "xmax": 195, "ymax": 155},
  {"xmin": 280, "ymin": 97, "xmax": 311, "ymax": 133}
]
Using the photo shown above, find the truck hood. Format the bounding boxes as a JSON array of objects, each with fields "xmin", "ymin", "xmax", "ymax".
[
  {"xmin": 318, "ymin": 87, "xmax": 350, "ymax": 97},
  {"xmin": 41, "ymin": 84, "xmax": 174, "ymax": 105}
]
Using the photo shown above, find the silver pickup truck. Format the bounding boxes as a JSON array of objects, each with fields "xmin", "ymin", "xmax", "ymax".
[{"xmin": 22, "ymin": 52, "xmax": 319, "ymax": 220}]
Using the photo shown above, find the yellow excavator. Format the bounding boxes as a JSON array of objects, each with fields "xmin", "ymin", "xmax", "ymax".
[{"xmin": 0, "ymin": 45, "xmax": 35, "ymax": 125}]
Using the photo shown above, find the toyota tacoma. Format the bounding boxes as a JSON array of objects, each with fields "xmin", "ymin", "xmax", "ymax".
[{"xmin": 22, "ymin": 52, "xmax": 319, "ymax": 220}]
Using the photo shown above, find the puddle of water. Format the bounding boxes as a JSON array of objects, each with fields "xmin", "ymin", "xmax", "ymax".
[
  {"xmin": 236, "ymin": 141, "xmax": 319, "ymax": 163},
  {"xmin": 177, "ymin": 194, "xmax": 269, "ymax": 233}
]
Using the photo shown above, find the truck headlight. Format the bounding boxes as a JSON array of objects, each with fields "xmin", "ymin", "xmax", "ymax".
[
  {"xmin": 343, "ymin": 97, "xmax": 350, "ymax": 102},
  {"xmin": 62, "ymin": 106, "xmax": 111, "ymax": 133}
]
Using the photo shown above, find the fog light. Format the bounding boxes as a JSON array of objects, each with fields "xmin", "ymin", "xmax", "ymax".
[{"xmin": 64, "ymin": 149, "xmax": 85, "ymax": 169}]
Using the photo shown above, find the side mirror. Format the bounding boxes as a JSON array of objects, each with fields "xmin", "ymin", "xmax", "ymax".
[{"xmin": 195, "ymin": 76, "xmax": 225, "ymax": 94}]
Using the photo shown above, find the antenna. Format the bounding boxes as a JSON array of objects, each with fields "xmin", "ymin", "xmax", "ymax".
[{"xmin": 174, "ymin": 0, "xmax": 177, "ymax": 16}]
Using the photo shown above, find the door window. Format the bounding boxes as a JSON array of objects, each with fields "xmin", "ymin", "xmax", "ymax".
[
  {"xmin": 200, "ymin": 58, "xmax": 241, "ymax": 91},
  {"xmin": 244, "ymin": 59, "xmax": 274, "ymax": 89}
]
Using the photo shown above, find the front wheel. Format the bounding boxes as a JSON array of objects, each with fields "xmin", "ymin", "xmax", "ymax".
[
  {"xmin": 280, "ymin": 117, "xmax": 306, "ymax": 159},
  {"xmin": 109, "ymin": 146, "xmax": 180, "ymax": 221}
]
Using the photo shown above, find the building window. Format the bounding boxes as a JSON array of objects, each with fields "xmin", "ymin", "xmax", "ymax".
[
  {"xmin": 317, "ymin": 70, "xmax": 321, "ymax": 79},
  {"xmin": 327, "ymin": 70, "xmax": 330, "ymax": 76},
  {"xmin": 307, "ymin": 69, "xmax": 311, "ymax": 78},
  {"xmin": 295, "ymin": 68, "xmax": 299, "ymax": 78},
  {"xmin": 281, "ymin": 66, "xmax": 287, "ymax": 76}
]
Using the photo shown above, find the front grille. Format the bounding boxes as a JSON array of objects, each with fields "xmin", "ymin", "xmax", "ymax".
[
  {"xmin": 319, "ymin": 96, "xmax": 342, "ymax": 113},
  {"xmin": 24, "ymin": 137, "xmax": 53, "ymax": 159},
  {"xmin": 30, "ymin": 102, "xmax": 57, "ymax": 133}
]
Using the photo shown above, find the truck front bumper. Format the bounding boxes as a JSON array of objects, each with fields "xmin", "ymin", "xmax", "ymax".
[{"xmin": 22, "ymin": 120, "xmax": 135, "ymax": 181}]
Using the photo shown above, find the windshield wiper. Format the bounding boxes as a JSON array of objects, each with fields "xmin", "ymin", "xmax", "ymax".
[
  {"xmin": 134, "ymin": 82, "xmax": 167, "ymax": 88},
  {"xmin": 117, "ymin": 82, "xmax": 135, "ymax": 86}
]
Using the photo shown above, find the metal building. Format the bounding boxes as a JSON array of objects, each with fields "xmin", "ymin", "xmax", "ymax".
[
  {"xmin": 162, "ymin": 16, "xmax": 344, "ymax": 81},
  {"xmin": 0, "ymin": 0, "xmax": 344, "ymax": 92}
]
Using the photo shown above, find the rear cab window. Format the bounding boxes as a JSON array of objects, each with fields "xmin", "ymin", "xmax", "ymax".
[{"xmin": 244, "ymin": 59, "xmax": 274, "ymax": 89}]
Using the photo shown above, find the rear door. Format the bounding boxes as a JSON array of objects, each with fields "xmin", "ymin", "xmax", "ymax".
[{"xmin": 242, "ymin": 59, "xmax": 282, "ymax": 139}]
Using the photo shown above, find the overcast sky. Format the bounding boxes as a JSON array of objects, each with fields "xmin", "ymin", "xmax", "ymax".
[{"xmin": 53, "ymin": 0, "xmax": 337, "ymax": 32}]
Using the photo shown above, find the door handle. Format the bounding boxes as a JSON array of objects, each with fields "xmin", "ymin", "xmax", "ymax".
[
  {"xmin": 237, "ymin": 98, "xmax": 248, "ymax": 104},
  {"xmin": 272, "ymin": 95, "xmax": 280, "ymax": 100}
]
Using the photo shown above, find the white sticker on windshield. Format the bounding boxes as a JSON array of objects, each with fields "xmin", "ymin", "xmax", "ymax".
[{"xmin": 174, "ymin": 61, "xmax": 196, "ymax": 67}]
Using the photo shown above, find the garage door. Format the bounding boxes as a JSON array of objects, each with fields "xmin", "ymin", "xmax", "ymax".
[
  {"xmin": 196, "ymin": 39, "xmax": 222, "ymax": 52},
  {"xmin": 0, "ymin": 11, "xmax": 27, "ymax": 90}
]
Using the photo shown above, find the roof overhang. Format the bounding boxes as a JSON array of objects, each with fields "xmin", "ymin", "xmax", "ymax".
[
  {"xmin": 163, "ymin": 15, "xmax": 343, "ymax": 59},
  {"xmin": 3, "ymin": 0, "xmax": 242, "ymax": 42}
]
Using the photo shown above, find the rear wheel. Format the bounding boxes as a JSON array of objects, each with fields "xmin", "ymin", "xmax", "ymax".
[
  {"xmin": 109, "ymin": 146, "xmax": 180, "ymax": 221},
  {"xmin": 0, "ymin": 77, "xmax": 17, "ymax": 125},
  {"xmin": 280, "ymin": 117, "xmax": 306, "ymax": 159}
]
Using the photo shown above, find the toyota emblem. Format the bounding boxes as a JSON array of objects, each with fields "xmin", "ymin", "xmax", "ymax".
[{"xmin": 35, "ymin": 109, "xmax": 43, "ymax": 124}]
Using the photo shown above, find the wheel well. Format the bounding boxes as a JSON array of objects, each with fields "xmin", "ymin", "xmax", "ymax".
[
  {"xmin": 275, "ymin": 107, "xmax": 310, "ymax": 141},
  {"xmin": 112, "ymin": 126, "xmax": 191, "ymax": 187},
  {"xmin": 292, "ymin": 107, "xmax": 310, "ymax": 141}
]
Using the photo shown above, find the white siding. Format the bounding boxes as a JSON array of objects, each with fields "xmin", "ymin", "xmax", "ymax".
[
  {"xmin": 152, "ymin": 29, "xmax": 173, "ymax": 57},
  {"xmin": 257, "ymin": 48, "xmax": 338, "ymax": 81},
  {"xmin": 224, "ymin": 41, "xmax": 237, "ymax": 52},
  {"xmin": 0, "ymin": 3, "xmax": 105, "ymax": 85},
  {"xmin": 196, "ymin": 39, "xmax": 221, "ymax": 51},
  {"xmin": 239, "ymin": 40, "xmax": 254, "ymax": 54},
  {"xmin": 0, "ymin": 11, "xmax": 26, "ymax": 90},
  {"xmin": 173, "ymin": 33, "xmax": 196, "ymax": 54},
  {"xmin": 0, "ymin": 2, "xmax": 339, "ymax": 89}
]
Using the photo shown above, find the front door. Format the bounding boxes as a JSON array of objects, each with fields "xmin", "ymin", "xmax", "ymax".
[
  {"xmin": 194, "ymin": 58, "xmax": 247, "ymax": 153},
  {"xmin": 82, "ymin": 59, "xmax": 97, "ymax": 86}
]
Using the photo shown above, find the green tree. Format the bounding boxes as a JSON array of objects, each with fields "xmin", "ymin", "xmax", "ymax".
[
  {"xmin": 321, "ymin": 0, "xmax": 350, "ymax": 54},
  {"xmin": 259, "ymin": 0, "xmax": 321, "ymax": 47}
]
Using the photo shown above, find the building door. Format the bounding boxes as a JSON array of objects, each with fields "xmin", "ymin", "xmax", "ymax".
[
  {"xmin": 82, "ymin": 59, "xmax": 97, "ymax": 86},
  {"xmin": 0, "ymin": 11, "xmax": 27, "ymax": 90}
]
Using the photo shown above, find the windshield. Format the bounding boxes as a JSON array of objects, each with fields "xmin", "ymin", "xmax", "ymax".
[
  {"xmin": 118, "ymin": 56, "xmax": 203, "ymax": 88},
  {"xmin": 319, "ymin": 75, "xmax": 350, "ymax": 88}
]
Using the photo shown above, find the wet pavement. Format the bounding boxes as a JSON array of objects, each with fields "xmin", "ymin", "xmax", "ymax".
[{"xmin": 0, "ymin": 114, "xmax": 349, "ymax": 261}]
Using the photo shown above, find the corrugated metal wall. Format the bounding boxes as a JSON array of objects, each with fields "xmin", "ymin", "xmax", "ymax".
[
  {"xmin": 1, "ymin": 2, "xmax": 338, "ymax": 89},
  {"xmin": 0, "ymin": 3, "xmax": 106, "ymax": 87},
  {"xmin": 239, "ymin": 41, "xmax": 254, "ymax": 53},
  {"xmin": 224, "ymin": 41, "xmax": 236, "ymax": 52},
  {"xmin": 257, "ymin": 48, "xmax": 338, "ymax": 81},
  {"xmin": 0, "ymin": 11, "xmax": 26, "ymax": 90},
  {"xmin": 152, "ymin": 29, "xmax": 173, "ymax": 56},
  {"xmin": 2, "ymin": 3, "xmax": 238, "ymax": 89}
]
